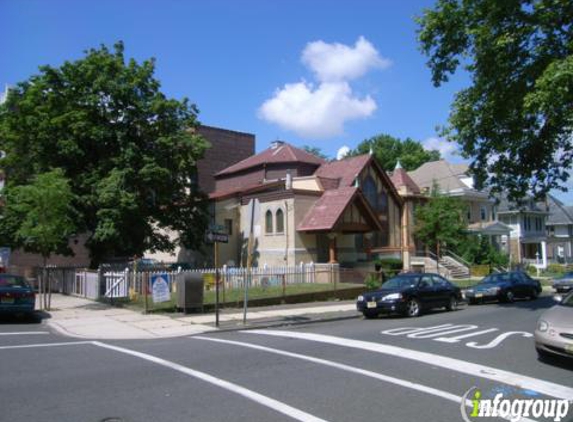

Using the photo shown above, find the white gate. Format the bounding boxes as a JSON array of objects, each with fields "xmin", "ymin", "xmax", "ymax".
[{"xmin": 104, "ymin": 269, "xmax": 129, "ymax": 298}]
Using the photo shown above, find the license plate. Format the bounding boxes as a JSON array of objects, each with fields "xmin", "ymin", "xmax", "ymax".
[
  {"xmin": 565, "ymin": 344, "xmax": 573, "ymax": 354},
  {"xmin": 1, "ymin": 298, "xmax": 14, "ymax": 304},
  {"xmin": 367, "ymin": 302, "xmax": 377, "ymax": 309},
  {"xmin": 475, "ymin": 293, "xmax": 483, "ymax": 298}
]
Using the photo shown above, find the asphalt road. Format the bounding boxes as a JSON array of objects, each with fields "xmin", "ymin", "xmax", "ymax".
[{"xmin": 1, "ymin": 295, "xmax": 572, "ymax": 422}]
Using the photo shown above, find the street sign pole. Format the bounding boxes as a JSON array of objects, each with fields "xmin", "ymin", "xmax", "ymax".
[{"xmin": 215, "ymin": 241, "xmax": 220, "ymax": 328}]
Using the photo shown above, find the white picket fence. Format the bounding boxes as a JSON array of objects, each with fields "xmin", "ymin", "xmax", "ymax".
[
  {"xmin": 74, "ymin": 270, "xmax": 100, "ymax": 300},
  {"xmin": 195, "ymin": 263, "xmax": 318, "ymax": 289},
  {"xmin": 47, "ymin": 263, "xmax": 334, "ymax": 301}
]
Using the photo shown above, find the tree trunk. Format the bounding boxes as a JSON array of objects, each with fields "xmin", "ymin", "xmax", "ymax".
[{"xmin": 436, "ymin": 241, "xmax": 441, "ymax": 275}]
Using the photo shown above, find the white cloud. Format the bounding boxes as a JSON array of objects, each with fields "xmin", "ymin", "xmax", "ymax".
[
  {"xmin": 302, "ymin": 36, "xmax": 391, "ymax": 82},
  {"xmin": 422, "ymin": 137, "xmax": 459, "ymax": 161},
  {"xmin": 259, "ymin": 37, "xmax": 388, "ymax": 140},
  {"xmin": 259, "ymin": 81, "xmax": 376, "ymax": 139}
]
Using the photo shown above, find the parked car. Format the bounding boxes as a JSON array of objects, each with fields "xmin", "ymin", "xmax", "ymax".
[
  {"xmin": 0, "ymin": 274, "xmax": 36, "ymax": 316},
  {"xmin": 465, "ymin": 272, "xmax": 542, "ymax": 304},
  {"xmin": 356, "ymin": 273, "xmax": 464, "ymax": 318},
  {"xmin": 552, "ymin": 272, "xmax": 573, "ymax": 294},
  {"xmin": 534, "ymin": 291, "xmax": 573, "ymax": 360}
]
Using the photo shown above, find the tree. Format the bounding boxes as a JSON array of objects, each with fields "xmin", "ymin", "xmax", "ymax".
[
  {"xmin": 0, "ymin": 42, "xmax": 209, "ymax": 266},
  {"xmin": 351, "ymin": 134, "xmax": 441, "ymax": 171},
  {"xmin": 0, "ymin": 169, "xmax": 77, "ymax": 309},
  {"xmin": 302, "ymin": 145, "xmax": 329, "ymax": 160},
  {"xmin": 417, "ymin": 0, "xmax": 573, "ymax": 200},
  {"xmin": 414, "ymin": 184, "xmax": 467, "ymax": 270}
]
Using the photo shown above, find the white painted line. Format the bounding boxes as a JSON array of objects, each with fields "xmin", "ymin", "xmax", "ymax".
[
  {"xmin": 0, "ymin": 341, "xmax": 93, "ymax": 350},
  {"xmin": 246, "ymin": 330, "xmax": 573, "ymax": 401},
  {"xmin": 92, "ymin": 341, "xmax": 330, "ymax": 422},
  {"xmin": 194, "ymin": 336, "xmax": 537, "ymax": 422},
  {"xmin": 0, "ymin": 331, "xmax": 49, "ymax": 336}
]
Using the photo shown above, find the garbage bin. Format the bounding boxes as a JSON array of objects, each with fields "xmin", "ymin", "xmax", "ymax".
[{"xmin": 176, "ymin": 272, "xmax": 204, "ymax": 313}]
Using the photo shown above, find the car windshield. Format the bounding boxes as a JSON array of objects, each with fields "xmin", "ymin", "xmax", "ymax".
[
  {"xmin": 557, "ymin": 272, "xmax": 573, "ymax": 279},
  {"xmin": 0, "ymin": 275, "xmax": 29, "ymax": 288},
  {"xmin": 560, "ymin": 293, "xmax": 573, "ymax": 308},
  {"xmin": 381, "ymin": 275, "xmax": 420, "ymax": 290},
  {"xmin": 481, "ymin": 273, "xmax": 511, "ymax": 284}
]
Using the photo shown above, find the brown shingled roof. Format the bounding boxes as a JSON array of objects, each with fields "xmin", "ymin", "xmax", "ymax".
[
  {"xmin": 390, "ymin": 167, "xmax": 421, "ymax": 194},
  {"xmin": 315, "ymin": 155, "xmax": 371, "ymax": 188},
  {"xmin": 297, "ymin": 187, "xmax": 382, "ymax": 232},
  {"xmin": 215, "ymin": 142, "xmax": 325, "ymax": 176}
]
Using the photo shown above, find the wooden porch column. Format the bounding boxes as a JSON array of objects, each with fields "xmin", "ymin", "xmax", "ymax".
[{"xmin": 328, "ymin": 233, "xmax": 338, "ymax": 263}]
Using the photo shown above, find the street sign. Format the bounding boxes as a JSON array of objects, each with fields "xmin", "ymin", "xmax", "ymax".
[
  {"xmin": 205, "ymin": 231, "xmax": 229, "ymax": 244},
  {"xmin": 150, "ymin": 273, "xmax": 171, "ymax": 303}
]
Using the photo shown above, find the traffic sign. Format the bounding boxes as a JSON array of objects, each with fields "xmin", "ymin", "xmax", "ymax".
[{"xmin": 205, "ymin": 231, "xmax": 229, "ymax": 244}]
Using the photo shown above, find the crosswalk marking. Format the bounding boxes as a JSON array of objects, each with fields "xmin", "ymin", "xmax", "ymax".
[
  {"xmin": 246, "ymin": 329, "xmax": 573, "ymax": 401},
  {"xmin": 92, "ymin": 341, "xmax": 331, "ymax": 422}
]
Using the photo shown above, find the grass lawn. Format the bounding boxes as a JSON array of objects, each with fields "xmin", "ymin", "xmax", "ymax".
[{"xmin": 125, "ymin": 282, "xmax": 364, "ymax": 313}]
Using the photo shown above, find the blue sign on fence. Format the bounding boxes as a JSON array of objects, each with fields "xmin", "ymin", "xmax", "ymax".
[{"xmin": 151, "ymin": 273, "xmax": 171, "ymax": 303}]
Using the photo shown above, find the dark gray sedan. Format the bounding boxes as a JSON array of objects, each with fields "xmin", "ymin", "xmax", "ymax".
[{"xmin": 552, "ymin": 272, "xmax": 573, "ymax": 294}]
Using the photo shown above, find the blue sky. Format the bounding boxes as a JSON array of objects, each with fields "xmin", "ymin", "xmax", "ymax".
[{"xmin": 1, "ymin": 0, "xmax": 571, "ymax": 203}]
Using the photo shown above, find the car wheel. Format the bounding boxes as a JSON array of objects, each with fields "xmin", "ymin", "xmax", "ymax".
[
  {"xmin": 530, "ymin": 288, "xmax": 539, "ymax": 300},
  {"xmin": 362, "ymin": 311, "xmax": 378, "ymax": 319},
  {"xmin": 405, "ymin": 298, "xmax": 421, "ymax": 317},
  {"xmin": 446, "ymin": 296, "xmax": 458, "ymax": 311},
  {"xmin": 503, "ymin": 290, "xmax": 515, "ymax": 303},
  {"xmin": 536, "ymin": 347, "xmax": 553, "ymax": 362},
  {"xmin": 468, "ymin": 298, "xmax": 477, "ymax": 305}
]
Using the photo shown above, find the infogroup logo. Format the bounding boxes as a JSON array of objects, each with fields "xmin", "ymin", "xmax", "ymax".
[{"xmin": 461, "ymin": 387, "xmax": 571, "ymax": 422}]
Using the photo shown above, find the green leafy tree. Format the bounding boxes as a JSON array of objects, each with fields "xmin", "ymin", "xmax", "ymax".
[
  {"xmin": 417, "ymin": 0, "xmax": 573, "ymax": 200},
  {"xmin": 302, "ymin": 145, "xmax": 329, "ymax": 160},
  {"xmin": 455, "ymin": 234, "xmax": 509, "ymax": 269},
  {"xmin": 0, "ymin": 42, "xmax": 209, "ymax": 266},
  {"xmin": 414, "ymin": 184, "xmax": 467, "ymax": 267},
  {"xmin": 0, "ymin": 169, "xmax": 77, "ymax": 309},
  {"xmin": 351, "ymin": 134, "xmax": 441, "ymax": 171}
]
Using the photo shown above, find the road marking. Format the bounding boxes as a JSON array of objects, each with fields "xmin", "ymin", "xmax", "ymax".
[
  {"xmin": 434, "ymin": 328, "xmax": 499, "ymax": 343},
  {"xmin": 407, "ymin": 324, "xmax": 479, "ymax": 339},
  {"xmin": 247, "ymin": 330, "xmax": 573, "ymax": 401},
  {"xmin": 381, "ymin": 324, "xmax": 530, "ymax": 349},
  {"xmin": 466, "ymin": 332, "xmax": 533, "ymax": 349},
  {"xmin": 0, "ymin": 331, "xmax": 50, "ymax": 336},
  {"xmin": 193, "ymin": 336, "xmax": 538, "ymax": 422},
  {"xmin": 92, "ymin": 341, "xmax": 330, "ymax": 422},
  {"xmin": 0, "ymin": 341, "xmax": 93, "ymax": 350}
]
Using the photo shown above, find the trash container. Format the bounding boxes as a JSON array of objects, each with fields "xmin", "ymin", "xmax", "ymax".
[{"xmin": 176, "ymin": 272, "xmax": 204, "ymax": 313}]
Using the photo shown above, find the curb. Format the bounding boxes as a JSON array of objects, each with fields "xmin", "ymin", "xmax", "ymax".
[{"xmin": 194, "ymin": 312, "xmax": 362, "ymax": 335}]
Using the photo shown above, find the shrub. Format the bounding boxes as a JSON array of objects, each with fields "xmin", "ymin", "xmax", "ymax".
[
  {"xmin": 364, "ymin": 273, "xmax": 381, "ymax": 291},
  {"xmin": 375, "ymin": 257, "xmax": 403, "ymax": 270}
]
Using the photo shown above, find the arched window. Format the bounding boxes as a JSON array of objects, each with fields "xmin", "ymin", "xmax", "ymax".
[
  {"xmin": 276, "ymin": 209, "xmax": 284, "ymax": 233},
  {"xmin": 363, "ymin": 176, "xmax": 377, "ymax": 210},
  {"xmin": 265, "ymin": 210, "xmax": 273, "ymax": 234}
]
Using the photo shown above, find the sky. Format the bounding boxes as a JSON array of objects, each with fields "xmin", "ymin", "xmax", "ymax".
[{"xmin": 1, "ymin": 0, "xmax": 571, "ymax": 203}]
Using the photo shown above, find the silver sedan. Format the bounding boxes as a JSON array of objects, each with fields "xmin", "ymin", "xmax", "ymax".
[{"xmin": 535, "ymin": 291, "xmax": 573, "ymax": 360}]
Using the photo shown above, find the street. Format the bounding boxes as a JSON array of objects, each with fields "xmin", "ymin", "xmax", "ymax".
[{"xmin": 1, "ymin": 296, "xmax": 572, "ymax": 422}]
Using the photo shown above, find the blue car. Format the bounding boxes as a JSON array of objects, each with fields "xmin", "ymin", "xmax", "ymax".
[
  {"xmin": 0, "ymin": 274, "xmax": 36, "ymax": 316},
  {"xmin": 465, "ymin": 272, "xmax": 542, "ymax": 304}
]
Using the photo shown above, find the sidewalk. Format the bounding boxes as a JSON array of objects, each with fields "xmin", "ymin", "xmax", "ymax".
[{"xmin": 42, "ymin": 294, "xmax": 360, "ymax": 340}]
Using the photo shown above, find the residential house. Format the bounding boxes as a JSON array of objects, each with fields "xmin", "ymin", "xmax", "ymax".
[
  {"xmin": 542, "ymin": 195, "xmax": 573, "ymax": 263},
  {"xmin": 210, "ymin": 141, "xmax": 405, "ymax": 268},
  {"xmin": 408, "ymin": 160, "xmax": 512, "ymax": 252},
  {"xmin": 495, "ymin": 196, "xmax": 549, "ymax": 268}
]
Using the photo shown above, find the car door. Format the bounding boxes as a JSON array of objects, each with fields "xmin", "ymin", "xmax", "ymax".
[
  {"xmin": 417, "ymin": 275, "xmax": 437, "ymax": 308},
  {"xmin": 432, "ymin": 275, "xmax": 454, "ymax": 307},
  {"xmin": 511, "ymin": 273, "xmax": 529, "ymax": 298}
]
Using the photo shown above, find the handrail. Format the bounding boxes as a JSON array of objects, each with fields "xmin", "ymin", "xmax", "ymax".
[{"xmin": 443, "ymin": 249, "xmax": 471, "ymax": 268}]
